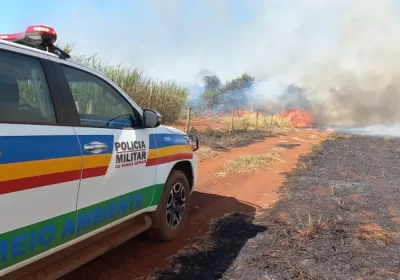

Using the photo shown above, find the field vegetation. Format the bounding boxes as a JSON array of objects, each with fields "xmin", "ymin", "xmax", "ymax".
[{"xmin": 72, "ymin": 55, "xmax": 188, "ymax": 123}]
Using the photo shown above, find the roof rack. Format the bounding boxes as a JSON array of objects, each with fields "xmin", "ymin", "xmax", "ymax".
[{"xmin": 0, "ymin": 25, "xmax": 70, "ymax": 59}]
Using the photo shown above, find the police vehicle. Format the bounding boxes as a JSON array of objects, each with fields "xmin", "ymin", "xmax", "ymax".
[{"xmin": 0, "ymin": 25, "xmax": 198, "ymax": 278}]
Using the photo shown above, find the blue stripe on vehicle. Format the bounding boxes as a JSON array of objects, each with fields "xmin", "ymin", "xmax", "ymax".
[
  {"xmin": 0, "ymin": 135, "xmax": 114, "ymax": 164},
  {"xmin": 149, "ymin": 133, "xmax": 189, "ymax": 149},
  {"xmin": 76, "ymin": 135, "xmax": 115, "ymax": 155},
  {"xmin": 0, "ymin": 135, "xmax": 82, "ymax": 164},
  {"xmin": 149, "ymin": 134, "xmax": 157, "ymax": 149}
]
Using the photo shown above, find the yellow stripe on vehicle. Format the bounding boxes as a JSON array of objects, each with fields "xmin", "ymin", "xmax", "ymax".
[
  {"xmin": 147, "ymin": 145, "xmax": 192, "ymax": 160},
  {"xmin": 0, "ymin": 154, "xmax": 112, "ymax": 182},
  {"xmin": 82, "ymin": 154, "xmax": 112, "ymax": 169},
  {"xmin": 0, "ymin": 156, "xmax": 82, "ymax": 182}
]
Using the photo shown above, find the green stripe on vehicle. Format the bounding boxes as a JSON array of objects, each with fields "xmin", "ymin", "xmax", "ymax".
[
  {"xmin": 151, "ymin": 183, "xmax": 165, "ymax": 207},
  {"xmin": 0, "ymin": 184, "xmax": 164, "ymax": 270}
]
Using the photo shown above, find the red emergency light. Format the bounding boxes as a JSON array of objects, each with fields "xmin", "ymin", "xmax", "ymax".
[
  {"xmin": 0, "ymin": 25, "xmax": 69, "ymax": 59},
  {"xmin": 0, "ymin": 32, "xmax": 25, "ymax": 41},
  {"xmin": 0, "ymin": 25, "xmax": 57, "ymax": 45}
]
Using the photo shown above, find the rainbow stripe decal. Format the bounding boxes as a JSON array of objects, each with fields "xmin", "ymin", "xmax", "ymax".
[
  {"xmin": 146, "ymin": 133, "xmax": 193, "ymax": 166},
  {"xmin": 0, "ymin": 133, "xmax": 192, "ymax": 195},
  {"xmin": 0, "ymin": 135, "xmax": 113, "ymax": 195}
]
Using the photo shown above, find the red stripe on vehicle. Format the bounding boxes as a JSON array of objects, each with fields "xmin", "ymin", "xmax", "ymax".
[
  {"xmin": 0, "ymin": 170, "xmax": 81, "ymax": 195},
  {"xmin": 82, "ymin": 166, "xmax": 108, "ymax": 179},
  {"xmin": 146, "ymin": 153, "xmax": 193, "ymax": 167},
  {"xmin": 0, "ymin": 166, "xmax": 109, "ymax": 196},
  {"xmin": 145, "ymin": 158, "xmax": 158, "ymax": 167}
]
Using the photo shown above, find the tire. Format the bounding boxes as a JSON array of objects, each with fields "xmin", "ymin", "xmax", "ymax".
[{"xmin": 149, "ymin": 170, "xmax": 191, "ymax": 241}]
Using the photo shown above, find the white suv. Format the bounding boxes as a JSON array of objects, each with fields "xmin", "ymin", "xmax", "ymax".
[{"xmin": 0, "ymin": 25, "xmax": 198, "ymax": 278}]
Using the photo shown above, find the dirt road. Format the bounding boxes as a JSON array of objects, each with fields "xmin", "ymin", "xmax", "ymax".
[{"xmin": 63, "ymin": 129, "xmax": 329, "ymax": 280}]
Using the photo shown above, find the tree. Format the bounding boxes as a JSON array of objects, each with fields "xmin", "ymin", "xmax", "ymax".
[
  {"xmin": 201, "ymin": 73, "xmax": 255, "ymax": 112},
  {"xmin": 203, "ymin": 75, "xmax": 221, "ymax": 92}
]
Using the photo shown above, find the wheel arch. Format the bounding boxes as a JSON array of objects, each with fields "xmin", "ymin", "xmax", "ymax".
[
  {"xmin": 171, "ymin": 160, "xmax": 194, "ymax": 191},
  {"xmin": 149, "ymin": 160, "xmax": 194, "ymax": 229}
]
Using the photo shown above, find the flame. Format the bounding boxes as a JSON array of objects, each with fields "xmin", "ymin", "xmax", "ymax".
[
  {"xmin": 220, "ymin": 107, "xmax": 312, "ymax": 128},
  {"xmin": 283, "ymin": 109, "xmax": 313, "ymax": 128}
]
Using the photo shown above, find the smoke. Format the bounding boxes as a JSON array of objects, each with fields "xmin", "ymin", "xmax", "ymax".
[
  {"xmin": 321, "ymin": 124, "xmax": 400, "ymax": 137},
  {"xmin": 248, "ymin": 0, "xmax": 400, "ymax": 126},
  {"xmin": 33, "ymin": 0, "xmax": 400, "ymax": 126},
  {"xmin": 297, "ymin": 0, "xmax": 400, "ymax": 125}
]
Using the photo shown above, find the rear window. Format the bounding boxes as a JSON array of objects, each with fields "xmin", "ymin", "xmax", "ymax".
[
  {"xmin": 61, "ymin": 65, "xmax": 141, "ymax": 129},
  {"xmin": 0, "ymin": 50, "xmax": 56, "ymax": 124}
]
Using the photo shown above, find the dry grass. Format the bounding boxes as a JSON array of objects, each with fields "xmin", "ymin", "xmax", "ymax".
[
  {"xmin": 214, "ymin": 172, "xmax": 227, "ymax": 178},
  {"xmin": 309, "ymin": 143, "xmax": 322, "ymax": 158},
  {"xmin": 224, "ymin": 147, "xmax": 285, "ymax": 174},
  {"xmin": 328, "ymin": 132, "xmax": 358, "ymax": 140},
  {"xmin": 295, "ymin": 214, "xmax": 329, "ymax": 239},
  {"xmin": 194, "ymin": 114, "xmax": 293, "ymax": 132},
  {"xmin": 375, "ymin": 269, "xmax": 400, "ymax": 278},
  {"xmin": 297, "ymin": 161, "xmax": 309, "ymax": 171},
  {"xmin": 392, "ymin": 148, "xmax": 400, "ymax": 154},
  {"xmin": 195, "ymin": 146, "xmax": 220, "ymax": 162},
  {"xmin": 307, "ymin": 133, "xmax": 319, "ymax": 140},
  {"xmin": 292, "ymin": 137, "xmax": 308, "ymax": 142},
  {"xmin": 356, "ymin": 224, "xmax": 398, "ymax": 245}
]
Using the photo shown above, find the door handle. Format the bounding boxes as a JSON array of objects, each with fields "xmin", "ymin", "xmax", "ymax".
[{"xmin": 84, "ymin": 141, "xmax": 108, "ymax": 154}]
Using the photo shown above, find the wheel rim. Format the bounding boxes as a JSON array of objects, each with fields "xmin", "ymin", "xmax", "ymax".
[{"xmin": 166, "ymin": 182, "xmax": 186, "ymax": 229}]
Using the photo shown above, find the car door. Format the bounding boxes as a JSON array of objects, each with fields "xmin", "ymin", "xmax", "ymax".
[
  {"xmin": 55, "ymin": 63, "xmax": 157, "ymax": 238},
  {"xmin": 0, "ymin": 49, "xmax": 81, "ymax": 272}
]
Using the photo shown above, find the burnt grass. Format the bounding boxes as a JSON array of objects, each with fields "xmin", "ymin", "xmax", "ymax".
[
  {"xmin": 151, "ymin": 133, "xmax": 400, "ymax": 280},
  {"xmin": 192, "ymin": 127, "xmax": 287, "ymax": 152}
]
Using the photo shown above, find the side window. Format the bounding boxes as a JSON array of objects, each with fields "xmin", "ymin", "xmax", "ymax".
[
  {"xmin": 0, "ymin": 50, "xmax": 56, "ymax": 124},
  {"xmin": 61, "ymin": 65, "xmax": 140, "ymax": 129}
]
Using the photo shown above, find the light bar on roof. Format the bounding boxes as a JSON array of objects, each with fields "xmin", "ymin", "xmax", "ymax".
[
  {"xmin": 0, "ymin": 24, "xmax": 70, "ymax": 59},
  {"xmin": 0, "ymin": 25, "xmax": 57, "ymax": 46},
  {"xmin": 0, "ymin": 32, "xmax": 25, "ymax": 41}
]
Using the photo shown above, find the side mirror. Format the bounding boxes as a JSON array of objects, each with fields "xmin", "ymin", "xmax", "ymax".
[
  {"xmin": 188, "ymin": 134, "xmax": 199, "ymax": 151},
  {"xmin": 143, "ymin": 109, "xmax": 162, "ymax": 128}
]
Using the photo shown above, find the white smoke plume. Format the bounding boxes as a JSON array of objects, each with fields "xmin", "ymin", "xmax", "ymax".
[
  {"xmin": 298, "ymin": 0, "xmax": 400, "ymax": 125},
  {"xmin": 248, "ymin": 0, "xmax": 400, "ymax": 126}
]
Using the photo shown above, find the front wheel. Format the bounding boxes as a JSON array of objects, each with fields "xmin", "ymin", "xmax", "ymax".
[{"xmin": 149, "ymin": 170, "xmax": 191, "ymax": 241}]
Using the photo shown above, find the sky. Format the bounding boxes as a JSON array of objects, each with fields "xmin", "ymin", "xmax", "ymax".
[
  {"xmin": 2, "ymin": 0, "xmax": 399, "ymax": 85},
  {"xmin": 2, "ymin": 0, "xmax": 400, "ymax": 84},
  {"xmin": 4, "ymin": 0, "xmax": 400, "ymax": 127},
  {"xmin": 1, "ymin": 0, "xmax": 343, "ymax": 84},
  {"xmin": 0, "ymin": 0, "xmax": 265, "ymax": 83}
]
